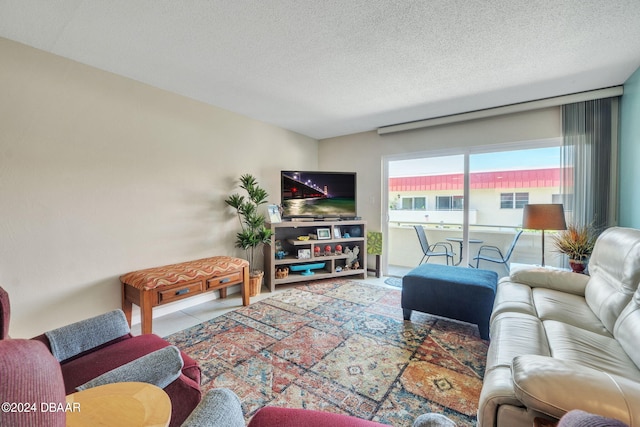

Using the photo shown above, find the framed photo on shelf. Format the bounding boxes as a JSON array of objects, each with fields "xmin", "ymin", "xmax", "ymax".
[
  {"xmin": 298, "ymin": 249, "xmax": 311, "ymax": 259},
  {"xmin": 267, "ymin": 204, "xmax": 281, "ymax": 223},
  {"xmin": 333, "ymin": 227, "xmax": 341, "ymax": 239},
  {"xmin": 317, "ymin": 228, "xmax": 331, "ymax": 240}
]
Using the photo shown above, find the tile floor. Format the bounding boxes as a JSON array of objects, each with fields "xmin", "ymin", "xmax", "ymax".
[{"xmin": 131, "ymin": 274, "xmax": 396, "ymax": 337}]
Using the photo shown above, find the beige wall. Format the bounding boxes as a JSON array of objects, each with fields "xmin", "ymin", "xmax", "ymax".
[
  {"xmin": 318, "ymin": 108, "xmax": 561, "ymax": 271},
  {"xmin": 0, "ymin": 38, "xmax": 318, "ymax": 337},
  {"xmin": 1, "ymin": 36, "xmax": 564, "ymax": 336}
]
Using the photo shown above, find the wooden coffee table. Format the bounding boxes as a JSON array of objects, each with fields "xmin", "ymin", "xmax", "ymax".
[{"xmin": 65, "ymin": 382, "xmax": 171, "ymax": 426}]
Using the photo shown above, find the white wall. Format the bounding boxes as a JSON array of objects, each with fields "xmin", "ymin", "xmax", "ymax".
[
  {"xmin": 318, "ymin": 108, "xmax": 561, "ymax": 271},
  {"xmin": 0, "ymin": 38, "xmax": 318, "ymax": 337}
]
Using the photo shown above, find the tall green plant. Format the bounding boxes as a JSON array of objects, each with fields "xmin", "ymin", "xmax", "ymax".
[{"xmin": 225, "ymin": 174, "xmax": 273, "ymax": 275}]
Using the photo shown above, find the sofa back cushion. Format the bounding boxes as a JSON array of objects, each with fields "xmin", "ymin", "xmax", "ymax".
[
  {"xmin": 585, "ymin": 227, "xmax": 640, "ymax": 333},
  {"xmin": 614, "ymin": 289, "xmax": 640, "ymax": 369}
]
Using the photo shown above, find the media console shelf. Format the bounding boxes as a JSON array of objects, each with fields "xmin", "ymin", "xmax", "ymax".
[{"xmin": 264, "ymin": 220, "xmax": 367, "ymax": 291}]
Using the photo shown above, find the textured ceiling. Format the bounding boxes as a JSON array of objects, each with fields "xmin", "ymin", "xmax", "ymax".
[{"xmin": 2, "ymin": 1, "xmax": 640, "ymax": 139}]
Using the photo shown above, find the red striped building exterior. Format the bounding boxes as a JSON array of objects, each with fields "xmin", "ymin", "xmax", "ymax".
[{"xmin": 389, "ymin": 167, "xmax": 570, "ymax": 191}]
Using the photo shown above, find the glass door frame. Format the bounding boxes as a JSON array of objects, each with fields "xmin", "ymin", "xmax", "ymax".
[{"xmin": 382, "ymin": 138, "xmax": 562, "ymax": 276}]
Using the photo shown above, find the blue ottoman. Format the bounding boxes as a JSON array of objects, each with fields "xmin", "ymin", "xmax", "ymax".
[{"xmin": 402, "ymin": 264, "xmax": 498, "ymax": 339}]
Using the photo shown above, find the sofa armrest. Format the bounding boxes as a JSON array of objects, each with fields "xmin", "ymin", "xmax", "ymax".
[
  {"xmin": 509, "ymin": 268, "xmax": 589, "ymax": 296},
  {"xmin": 44, "ymin": 309, "xmax": 130, "ymax": 362},
  {"xmin": 511, "ymin": 355, "xmax": 639, "ymax": 424}
]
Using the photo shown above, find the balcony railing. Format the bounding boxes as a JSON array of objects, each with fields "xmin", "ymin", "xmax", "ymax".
[
  {"xmin": 388, "ymin": 221, "xmax": 566, "ymax": 278},
  {"xmin": 389, "ymin": 209, "xmax": 477, "ymax": 225}
]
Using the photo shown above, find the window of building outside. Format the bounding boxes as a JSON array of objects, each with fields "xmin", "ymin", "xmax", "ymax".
[
  {"xmin": 500, "ymin": 192, "xmax": 529, "ymax": 209},
  {"xmin": 401, "ymin": 197, "xmax": 426, "ymax": 210},
  {"xmin": 436, "ymin": 195, "xmax": 464, "ymax": 210}
]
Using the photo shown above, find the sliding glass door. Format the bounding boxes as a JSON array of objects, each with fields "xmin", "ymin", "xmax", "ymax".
[
  {"xmin": 387, "ymin": 154, "xmax": 464, "ymax": 276},
  {"xmin": 385, "ymin": 140, "xmax": 564, "ymax": 277}
]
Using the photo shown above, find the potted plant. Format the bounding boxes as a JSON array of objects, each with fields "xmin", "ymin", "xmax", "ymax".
[
  {"xmin": 225, "ymin": 174, "xmax": 273, "ymax": 295},
  {"xmin": 552, "ymin": 223, "xmax": 597, "ymax": 273}
]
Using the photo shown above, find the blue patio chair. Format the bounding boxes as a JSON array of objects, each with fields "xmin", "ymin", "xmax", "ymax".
[
  {"xmin": 413, "ymin": 225, "xmax": 455, "ymax": 266},
  {"xmin": 473, "ymin": 230, "xmax": 524, "ymax": 272}
]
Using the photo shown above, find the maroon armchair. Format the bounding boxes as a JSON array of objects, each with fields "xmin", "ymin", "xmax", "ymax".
[
  {"xmin": 1, "ymin": 339, "xmax": 247, "ymax": 427},
  {"xmin": 0, "ymin": 284, "xmax": 10, "ymax": 340},
  {"xmin": 0, "ymin": 286, "xmax": 201, "ymax": 427},
  {"xmin": 0, "ymin": 339, "xmax": 67, "ymax": 427}
]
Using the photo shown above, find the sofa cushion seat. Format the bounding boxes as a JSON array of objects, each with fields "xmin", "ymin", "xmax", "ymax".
[
  {"xmin": 487, "ymin": 312, "xmax": 550, "ymax": 370},
  {"xmin": 58, "ymin": 333, "xmax": 199, "ymax": 394},
  {"xmin": 544, "ymin": 321, "xmax": 640, "ymax": 381},
  {"xmin": 58, "ymin": 333, "xmax": 201, "ymax": 427},
  {"xmin": 533, "ymin": 289, "xmax": 611, "ymax": 336},
  {"xmin": 491, "ymin": 269, "xmax": 590, "ymax": 323},
  {"xmin": 511, "ymin": 355, "xmax": 637, "ymax": 423}
]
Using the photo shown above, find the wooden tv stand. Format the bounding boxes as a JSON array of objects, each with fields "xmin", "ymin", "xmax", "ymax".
[{"xmin": 264, "ymin": 220, "xmax": 367, "ymax": 291}]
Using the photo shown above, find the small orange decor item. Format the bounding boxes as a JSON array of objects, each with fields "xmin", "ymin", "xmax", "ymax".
[
  {"xmin": 335, "ymin": 244, "xmax": 343, "ymax": 254},
  {"xmin": 324, "ymin": 245, "xmax": 332, "ymax": 256},
  {"xmin": 314, "ymin": 246, "xmax": 321, "ymax": 256},
  {"xmin": 275, "ymin": 267, "xmax": 289, "ymax": 279}
]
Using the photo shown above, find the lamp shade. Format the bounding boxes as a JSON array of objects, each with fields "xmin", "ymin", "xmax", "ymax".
[{"xmin": 522, "ymin": 204, "xmax": 567, "ymax": 230}]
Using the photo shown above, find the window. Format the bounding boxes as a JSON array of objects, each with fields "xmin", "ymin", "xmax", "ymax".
[
  {"xmin": 552, "ymin": 194, "xmax": 573, "ymax": 210},
  {"xmin": 401, "ymin": 197, "xmax": 426, "ymax": 210},
  {"xmin": 387, "ymin": 144, "xmax": 567, "ymax": 272},
  {"xmin": 500, "ymin": 192, "xmax": 529, "ymax": 209},
  {"xmin": 436, "ymin": 195, "xmax": 463, "ymax": 211}
]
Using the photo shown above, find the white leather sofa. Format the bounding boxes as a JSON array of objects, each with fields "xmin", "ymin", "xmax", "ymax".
[{"xmin": 477, "ymin": 226, "xmax": 640, "ymax": 427}]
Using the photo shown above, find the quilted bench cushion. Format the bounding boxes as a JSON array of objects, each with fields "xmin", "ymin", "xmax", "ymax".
[{"xmin": 120, "ymin": 256, "xmax": 248, "ymax": 290}]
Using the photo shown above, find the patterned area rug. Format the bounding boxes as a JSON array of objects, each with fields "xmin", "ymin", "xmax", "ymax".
[
  {"xmin": 167, "ymin": 280, "xmax": 488, "ymax": 426},
  {"xmin": 384, "ymin": 277, "xmax": 403, "ymax": 288}
]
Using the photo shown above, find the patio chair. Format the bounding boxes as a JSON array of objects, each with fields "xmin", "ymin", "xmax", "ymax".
[
  {"xmin": 473, "ymin": 230, "xmax": 524, "ymax": 272},
  {"xmin": 413, "ymin": 225, "xmax": 455, "ymax": 265}
]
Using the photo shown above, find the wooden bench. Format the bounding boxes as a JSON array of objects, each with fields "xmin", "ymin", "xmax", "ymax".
[{"xmin": 120, "ymin": 256, "xmax": 250, "ymax": 334}]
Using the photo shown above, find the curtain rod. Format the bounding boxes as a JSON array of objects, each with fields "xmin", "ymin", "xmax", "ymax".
[{"xmin": 377, "ymin": 86, "xmax": 624, "ymax": 135}]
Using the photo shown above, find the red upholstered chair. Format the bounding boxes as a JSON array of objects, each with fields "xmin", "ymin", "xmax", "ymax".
[
  {"xmin": 1, "ymin": 339, "xmax": 244, "ymax": 427},
  {"xmin": 0, "ymin": 339, "xmax": 67, "ymax": 427},
  {"xmin": 0, "ymin": 286, "xmax": 201, "ymax": 427},
  {"xmin": 0, "ymin": 284, "xmax": 10, "ymax": 340}
]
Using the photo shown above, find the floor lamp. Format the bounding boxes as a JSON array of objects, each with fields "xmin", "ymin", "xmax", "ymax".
[{"xmin": 522, "ymin": 204, "xmax": 567, "ymax": 267}]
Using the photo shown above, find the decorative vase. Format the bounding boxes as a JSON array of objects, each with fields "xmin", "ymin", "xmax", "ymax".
[
  {"xmin": 249, "ymin": 271, "xmax": 264, "ymax": 296},
  {"xmin": 569, "ymin": 259, "xmax": 587, "ymax": 274}
]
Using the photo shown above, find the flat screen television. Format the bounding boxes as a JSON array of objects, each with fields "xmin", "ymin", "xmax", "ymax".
[{"xmin": 281, "ymin": 171, "xmax": 357, "ymax": 219}]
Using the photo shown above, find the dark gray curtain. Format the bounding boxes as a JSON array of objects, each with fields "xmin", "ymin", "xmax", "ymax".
[{"xmin": 561, "ymin": 98, "xmax": 615, "ymax": 232}]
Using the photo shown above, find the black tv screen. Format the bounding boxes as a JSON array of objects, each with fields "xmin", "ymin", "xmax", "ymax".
[{"xmin": 281, "ymin": 171, "xmax": 357, "ymax": 219}]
